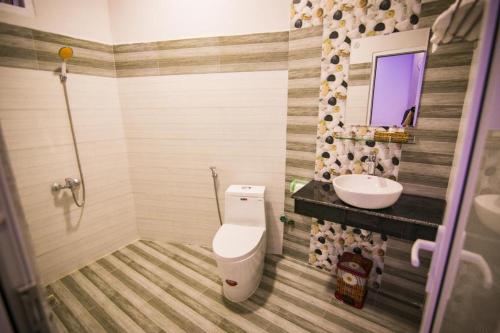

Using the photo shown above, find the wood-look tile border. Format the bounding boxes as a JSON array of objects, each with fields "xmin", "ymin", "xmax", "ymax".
[
  {"xmin": 284, "ymin": 24, "xmax": 323, "ymax": 223},
  {"xmin": 0, "ymin": 22, "xmax": 290, "ymax": 77},
  {"xmin": 289, "ymin": 25, "xmax": 323, "ymax": 40}
]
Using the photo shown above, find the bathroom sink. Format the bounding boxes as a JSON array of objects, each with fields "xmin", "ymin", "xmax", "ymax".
[
  {"xmin": 332, "ymin": 175, "xmax": 403, "ymax": 209},
  {"xmin": 474, "ymin": 194, "xmax": 500, "ymax": 234}
]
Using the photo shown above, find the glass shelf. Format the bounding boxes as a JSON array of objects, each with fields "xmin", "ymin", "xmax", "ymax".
[{"xmin": 333, "ymin": 135, "xmax": 416, "ymax": 144}]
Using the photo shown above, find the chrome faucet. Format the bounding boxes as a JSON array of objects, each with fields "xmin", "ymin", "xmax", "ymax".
[
  {"xmin": 51, "ymin": 177, "xmax": 81, "ymax": 192},
  {"xmin": 366, "ymin": 152, "xmax": 377, "ymax": 176}
]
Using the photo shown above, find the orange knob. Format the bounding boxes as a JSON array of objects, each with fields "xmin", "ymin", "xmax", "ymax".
[{"xmin": 58, "ymin": 47, "xmax": 73, "ymax": 60}]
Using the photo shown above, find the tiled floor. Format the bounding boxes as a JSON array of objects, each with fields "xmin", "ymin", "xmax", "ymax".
[{"xmin": 46, "ymin": 240, "xmax": 421, "ymax": 333}]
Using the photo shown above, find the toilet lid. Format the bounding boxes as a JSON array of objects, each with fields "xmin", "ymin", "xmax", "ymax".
[{"xmin": 212, "ymin": 224, "xmax": 265, "ymax": 262}]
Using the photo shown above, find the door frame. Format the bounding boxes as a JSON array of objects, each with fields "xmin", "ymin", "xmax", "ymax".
[
  {"xmin": 418, "ymin": 2, "xmax": 500, "ymax": 332},
  {"xmin": 0, "ymin": 138, "xmax": 53, "ymax": 332}
]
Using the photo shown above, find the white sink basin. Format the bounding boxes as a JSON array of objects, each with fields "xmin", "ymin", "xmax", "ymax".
[
  {"xmin": 332, "ymin": 175, "xmax": 403, "ymax": 209},
  {"xmin": 474, "ymin": 194, "xmax": 500, "ymax": 234}
]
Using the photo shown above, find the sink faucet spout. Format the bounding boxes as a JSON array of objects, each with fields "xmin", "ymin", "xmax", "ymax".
[{"xmin": 366, "ymin": 152, "xmax": 377, "ymax": 176}]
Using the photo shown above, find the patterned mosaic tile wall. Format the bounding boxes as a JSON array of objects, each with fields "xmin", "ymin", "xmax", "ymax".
[
  {"xmin": 285, "ymin": 0, "xmax": 475, "ymax": 249},
  {"xmin": 312, "ymin": 1, "xmax": 420, "ymax": 182},
  {"xmin": 309, "ymin": 219, "xmax": 388, "ymax": 287},
  {"xmin": 291, "ymin": 0, "xmax": 422, "ymax": 288}
]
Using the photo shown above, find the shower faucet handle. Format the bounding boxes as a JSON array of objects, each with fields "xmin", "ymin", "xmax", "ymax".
[
  {"xmin": 51, "ymin": 182, "xmax": 63, "ymax": 192},
  {"xmin": 65, "ymin": 177, "xmax": 81, "ymax": 189},
  {"xmin": 51, "ymin": 178, "xmax": 81, "ymax": 192}
]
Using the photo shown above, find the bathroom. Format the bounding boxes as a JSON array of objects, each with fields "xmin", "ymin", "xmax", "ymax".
[{"xmin": 0, "ymin": 0, "xmax": 498, "ymax": 332}]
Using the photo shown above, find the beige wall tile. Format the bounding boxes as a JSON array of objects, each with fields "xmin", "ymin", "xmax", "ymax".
[
  {"xmin": 118, "ymin": 71, "xmax": 287, "ymax": 253},
  {"xmin": 0, "ymin": 67, "xmax": 138, "ymax": 284}
]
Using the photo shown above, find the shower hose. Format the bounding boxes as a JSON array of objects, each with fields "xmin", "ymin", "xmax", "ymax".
[
  {"xmin": 209, "ymin": 167, "xmax": 223, "ymax": 226},
  {"xmin": 61, "ymin": 76, "xmax": 86, "ymax": 208}
]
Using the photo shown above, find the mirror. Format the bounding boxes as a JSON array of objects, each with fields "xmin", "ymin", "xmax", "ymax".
[
  {"xmin": 345, "ymin": 28, "xmax": 430, "ymax": 127},
  {"xmin": 370, "ymin": 51, "xmax": 426, "ymax": 127}
]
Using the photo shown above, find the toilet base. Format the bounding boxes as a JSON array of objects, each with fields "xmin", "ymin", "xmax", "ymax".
[
  {"xmin": 222, "ymin": 270, "xmax": 263, "ymax": 303},
  {"xmin": 215, "ymin": 234, "xmax": 266, "ymax": 303},
  {"xmin": 219, "ymin": 250, "xmax": 265, "ymax": 302}
]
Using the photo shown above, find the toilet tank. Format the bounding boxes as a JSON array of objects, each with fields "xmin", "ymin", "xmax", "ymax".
[{"xmin": 224, "ymin": 185, "xmax": 266, "ymax": 228}]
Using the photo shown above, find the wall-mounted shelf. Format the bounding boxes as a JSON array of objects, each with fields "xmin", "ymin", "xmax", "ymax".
[{"xmin": 333, "ymin": 135, "xmax": 416, "ymax": 144}]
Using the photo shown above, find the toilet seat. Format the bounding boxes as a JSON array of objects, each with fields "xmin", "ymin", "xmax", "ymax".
[{"xmin": 213, "ymin": 224, "xmax": 265, "ymax": 262}]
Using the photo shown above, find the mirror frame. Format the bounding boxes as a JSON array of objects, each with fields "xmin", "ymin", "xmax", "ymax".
[{"xmin": 344, "ymin": 28, "xmax": 431, "ymax": 127}]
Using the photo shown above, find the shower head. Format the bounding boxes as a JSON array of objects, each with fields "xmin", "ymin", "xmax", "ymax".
[
  {"xmin": 58, "ymin": 47, "xmax": 73, "ymax": 82},
  {"xmin": 58, "ymin": 47, "xmax": 73, "ymax": 61}
]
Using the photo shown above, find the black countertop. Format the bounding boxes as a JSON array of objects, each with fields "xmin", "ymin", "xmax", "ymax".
[{"xmin": 292, "ymin": 180, "xmax": 446, "ymax": 240}]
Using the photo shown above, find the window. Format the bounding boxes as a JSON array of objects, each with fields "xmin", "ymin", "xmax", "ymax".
[
  {"xmin": 0, "ymin": 0, "xmax": 25, "ymax": 8},
  {"xmin": 0, "ymin": 0, "xmax": 34, "ymax": 17}
]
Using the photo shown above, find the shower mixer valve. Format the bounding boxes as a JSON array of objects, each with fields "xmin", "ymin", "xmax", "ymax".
[{"xmin": 51, "ymin": 178, "xmax": 81, "ymax": 192}]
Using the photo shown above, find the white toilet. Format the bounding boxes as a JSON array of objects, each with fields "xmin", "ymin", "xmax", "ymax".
[{"xmin": 212, "ymin": 185, "xmax": 266, "ymax": 302}]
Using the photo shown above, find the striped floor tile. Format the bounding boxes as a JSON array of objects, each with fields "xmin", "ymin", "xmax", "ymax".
[{"xmin": 46, "ymin": 241, "xmax": 421, "ymax": 332}]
